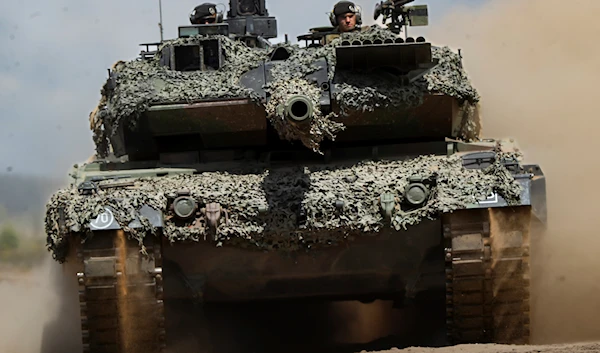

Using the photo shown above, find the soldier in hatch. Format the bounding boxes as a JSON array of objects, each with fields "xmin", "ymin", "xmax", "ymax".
[
  {"xmin": 329, "ymin": 1, "xmax": 363, "ymax": 33},
  {"xmin": 189, "ymin": 3, "xmax": 223, "ymax": 24}
]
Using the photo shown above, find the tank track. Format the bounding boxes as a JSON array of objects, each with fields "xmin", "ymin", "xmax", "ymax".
[
  {"xmin": 75, "ymin": 231, "xmax": 166, "ymax": 353},
  {"xmin": 444, "ymin": 207, "xmax": 531, "ymax": 345}
]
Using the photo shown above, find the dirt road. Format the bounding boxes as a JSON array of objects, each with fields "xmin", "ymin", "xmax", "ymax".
[
  {"xmin": 0, "ymin": 264, "xmax": 56, "ymax": 353},
  {"xmin": 377, "ymin": 343, "xmax": 600, "ymax": 353},
  {"xmin": 3, "ymin": 264, "xmax": 599, "ymax": 353}
]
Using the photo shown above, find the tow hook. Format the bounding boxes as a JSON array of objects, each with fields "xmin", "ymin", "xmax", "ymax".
[
  {"xmin": 201, "ymin": 203, "xmax": 230, "ymax": 240},
  {"xmin": 380, "ymin": 192, "xmax": 396, "ymax": 220}
]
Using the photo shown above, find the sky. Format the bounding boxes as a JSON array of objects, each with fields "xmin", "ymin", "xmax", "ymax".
[{"xmin": 0, "ymin": 0, "xmax": 488, "ymax": 178}]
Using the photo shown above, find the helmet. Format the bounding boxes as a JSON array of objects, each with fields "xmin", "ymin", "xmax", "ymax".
[
  {"xmin": 190, "ymin": 3, "xmax": 224, "ymax": 24},
  {"xmin": 329, "ymin": 1, "xmax": 362, "ymax": 26}
]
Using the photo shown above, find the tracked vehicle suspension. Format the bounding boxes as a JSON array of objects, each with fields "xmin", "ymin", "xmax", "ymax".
[
  {"xmin": 75, "ymin": 231, "xmax": 166, "ymax": 353},
  {"xmin": 444, "ymin": 207, "xmax": 531, "ymax": 345}
]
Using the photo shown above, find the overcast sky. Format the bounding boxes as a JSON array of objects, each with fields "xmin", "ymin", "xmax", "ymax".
[{"xmin": 0, "ymin": 0, "xmax": 488, "ymax": 178}]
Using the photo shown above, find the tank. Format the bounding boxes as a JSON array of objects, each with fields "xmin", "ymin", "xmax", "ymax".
[{"xmin": 42, "ymin": 1, "xmax": 547, "ymax": 352}]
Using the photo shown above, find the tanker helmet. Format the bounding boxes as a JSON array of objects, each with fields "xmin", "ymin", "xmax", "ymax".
[
  {"xmin": 190, "ymin": 3, "xmax": 223, "ymax": 24},
  {"xmin": 329, "ymin": 1, "xmax": 362, "ymax": 26}
]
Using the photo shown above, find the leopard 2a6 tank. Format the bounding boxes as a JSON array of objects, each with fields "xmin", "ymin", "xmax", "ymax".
[{"xmin": 42, "ymin": 0, "xmax": 547, "ymax": 352}]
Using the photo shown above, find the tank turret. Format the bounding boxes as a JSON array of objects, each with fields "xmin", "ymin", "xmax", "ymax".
[{"xmin": 96, "ymin": 1, "xmax": 478, "ymax": 164}]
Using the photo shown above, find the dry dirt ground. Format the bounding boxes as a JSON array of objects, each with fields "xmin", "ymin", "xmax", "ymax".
[
  {"xmin": 0, "ymin": 264, "xmax": 56, "ymax": 353},
  {"xmin": 373, "ymin": 343, "xmax": 600, "ymax": 353},
  {"xmin": 2, "ymin": 265, "xmax": 600, "ymax": 353}
]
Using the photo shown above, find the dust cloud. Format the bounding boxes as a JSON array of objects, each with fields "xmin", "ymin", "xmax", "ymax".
[
  {"xmin": 0, "ymin": 257, "xmax": 80, "ymax": 353},
  {"xmin": 0, "ymin": 261, "xmax": 54, "ymax": 353},
  {"xmin": 427, "ymin": 0, "xmax": 600, "ymax": 345},
  {"xmin": 116, "ymin": 231, "xmax": 134, "ymax": 352},
  {"xmin": 327, "ymin": 300, "xmax": 397, "ymax": 344}
]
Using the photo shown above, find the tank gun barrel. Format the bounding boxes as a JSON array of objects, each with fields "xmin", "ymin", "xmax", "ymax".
[{"xmin": 282, "ymin": 95, "xmax": 313, "ymax": 123}]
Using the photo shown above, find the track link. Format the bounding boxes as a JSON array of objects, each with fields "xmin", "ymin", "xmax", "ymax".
[
  {"xmin": 444, "ymin": 207, "xmax": 531, "ymax": 345},
  {"xmin": 75, "ymin": 231, "xmax": 166, "ymax": 353}
]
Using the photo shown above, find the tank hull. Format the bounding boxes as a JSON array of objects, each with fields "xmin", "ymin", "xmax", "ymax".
[
  {"xmin": 161, "ymin": 218, "xmax": 445, "ymax": 302},
  {"xmin": 61, "ymin": 203, "xmax": 539, "ymax": 353}
]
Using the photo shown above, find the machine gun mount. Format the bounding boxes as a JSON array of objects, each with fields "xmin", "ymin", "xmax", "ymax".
[{"xmin": 374, "ymin": 0, "xmax": 429, "ymax": 36}]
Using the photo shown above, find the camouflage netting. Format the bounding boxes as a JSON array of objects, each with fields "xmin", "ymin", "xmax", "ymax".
[
  {"xmin": 90, "ymin": 35, "xmax": 267, "ymax": 157},
  {"xmin": 331, "ymin": 28, "xmax": 480, "ymax": 111},
  {"xmin": 330, "ymin": 28, "xmax": 481, "ymax": 140},
  {"xmin": 89, "ymin": 26, "xmax": 481, "ymax": 157},
  {"xmin": 46, "ymin": 153, "xmax": 522, "ymax": 262},
  {"xmin": 264, "ymin": 78, "xmax": 344, "ymax": 153}
]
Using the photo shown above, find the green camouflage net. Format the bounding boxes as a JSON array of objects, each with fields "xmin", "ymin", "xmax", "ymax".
[
  {"xmin": 330, "ymin": 28, "xmax": 481, "ymax": 139},
  {"xmin": 423, "ymin": 46, "xmax": 480, "ymax": 103},
  {"xmin": 89, "ymin": 26, "xmax": 480, "ymax": 157},
  {"xmin": 90, "ymin": 35, "xmax": 268, "ymax": 157},
  {"xmin": 45, "ymin": 153, "xmax": 522, "ymax": 263},
  {"xmin": 331, "ymin": 45, "xmax": 479, "ymax": 112},
  {"xmin": 265, "ymin": 78, "xmax": 345, "ymax": 153}
]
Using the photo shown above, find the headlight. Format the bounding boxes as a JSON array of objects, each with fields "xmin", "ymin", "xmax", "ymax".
[
  {"xmin": 404, "ymin": 183, "xmax": 428, "ymax": 206},
  {"xmin": 173, "ymin": 196, "xmax": 197, "ymax": 219},
  {"xmin": 404, "ymin": 176, "xmax": 430, "ymax": 207}
]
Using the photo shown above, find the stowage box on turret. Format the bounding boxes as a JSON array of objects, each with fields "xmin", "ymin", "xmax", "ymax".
[{"xmin": 42, "ymin": 1, "xmax": 547, "ymax": 352}]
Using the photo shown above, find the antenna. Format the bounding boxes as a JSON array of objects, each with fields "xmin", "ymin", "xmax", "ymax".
[{"xmin": 158, "ymin": 0, "xmax": 164, "ymax": 42}]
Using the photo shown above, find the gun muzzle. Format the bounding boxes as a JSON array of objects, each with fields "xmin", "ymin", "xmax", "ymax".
[{"xmin": 285, "ymin": 95, "xmax": 313, "ymax": 123}]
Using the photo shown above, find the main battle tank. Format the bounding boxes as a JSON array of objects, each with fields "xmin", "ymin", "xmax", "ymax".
[{"xmin": 42, "ymin": 1, "xmax": 547, "ymax": 352}]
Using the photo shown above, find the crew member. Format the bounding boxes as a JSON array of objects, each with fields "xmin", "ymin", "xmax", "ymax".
[
  {"xmin": 189, "ymin": 3, "xmax": 221, "ymax": 24},
  {"xmin": 329, "ymin": 1, "xmax": 362, "ymax": 33}
]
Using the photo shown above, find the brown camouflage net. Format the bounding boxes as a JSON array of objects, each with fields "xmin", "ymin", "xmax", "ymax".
[{"xmin": 45, "ymin": 153, "xmax": 522, "ymax": 262}]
